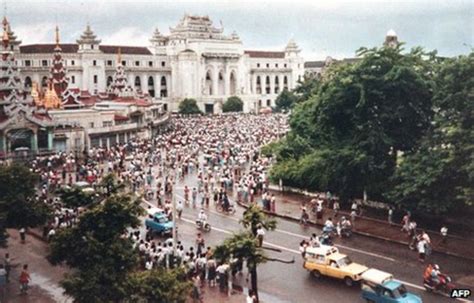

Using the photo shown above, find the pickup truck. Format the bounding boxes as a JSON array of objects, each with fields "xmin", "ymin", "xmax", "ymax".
[{"xmin": 145, "ymin": 211, "xmax": 173, "ymax": 237}]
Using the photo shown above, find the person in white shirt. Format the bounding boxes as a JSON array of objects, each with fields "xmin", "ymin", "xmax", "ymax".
[{"xmin": 256, "ymin": 225, "xmax": 265, "ymax": 247}]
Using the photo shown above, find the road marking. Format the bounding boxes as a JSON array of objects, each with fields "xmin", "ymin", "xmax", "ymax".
[
  {"xmin": 145, "ymin": 196, "xmax": 395, "ymax": 262},
  {"xmin": 178, "ymin": 215, "xmax": 474, "ymax": 302},
  {"xmin": 145, "ymin": 193, "xmax": 472, "ymax": 302}
]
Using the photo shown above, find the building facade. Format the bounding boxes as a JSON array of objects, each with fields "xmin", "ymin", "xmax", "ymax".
[{"xmin": 12, "ymin": 14, "xmax": 304, "ymax": 114}]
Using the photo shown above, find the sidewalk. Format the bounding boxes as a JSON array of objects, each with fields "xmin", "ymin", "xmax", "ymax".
[
  {"xmin": 236, "ymin": 189, "xmax": 474, "ymax": 261},
  {"xmin": 0, "ymin": 229, "xmax": 71, "ymax": 303}
]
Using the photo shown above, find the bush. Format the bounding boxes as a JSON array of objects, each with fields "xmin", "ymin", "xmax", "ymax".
[
  {"xmin": 178, "ymin": 98, "xmax": 202, "ymax": 114},
  {"xmin": 222, "ymin": 96, "xmax": 244, "ymax": 112}
]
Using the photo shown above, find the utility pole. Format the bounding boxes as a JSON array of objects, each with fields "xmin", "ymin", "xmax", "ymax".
[{"xmin": 172, "ymin": 161, "xmax": 178, "ymax": 255}]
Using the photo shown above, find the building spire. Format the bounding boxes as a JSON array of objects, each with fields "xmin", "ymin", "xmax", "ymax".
[
  {"xmin": 55, "ymin": 25, "xmax": 60, "ymax": 47},
  {"xmin": 2, "ymin": 15, "xmax": 8, "ymax": 47},
  {"xmin": 117, "ymin": 46, "xmax": 121, "ymax": 64}
]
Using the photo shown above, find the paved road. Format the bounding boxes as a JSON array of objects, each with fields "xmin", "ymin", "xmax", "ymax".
[{"xmin": 142, "ymin": 184, "xmax": 474, "ymax": 303}]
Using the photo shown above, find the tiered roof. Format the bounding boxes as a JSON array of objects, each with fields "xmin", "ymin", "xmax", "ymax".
[
  {"xmin": 76, "ymin": 24, "xmax": 101, "ymax": 45},
  {"xmin": 50, "ymin": 26, "xmax": 68, "ymax": 98},
  {"xmin": 0, "ymin": 18, "xmax": 51, "ymax": 129},
  {"xmin": 169, "ymin": 14, "xmax": 227, "ymax": 40}
]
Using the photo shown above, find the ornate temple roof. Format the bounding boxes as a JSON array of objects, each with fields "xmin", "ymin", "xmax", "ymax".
[
  {"xmin": 150, "ymin": 28, "xmax": 167, "ymax": 44},
  {"xmin": 285, "ymin": 39, "xmax": 300, "ymax": 53},
  {"xmin": 76, "ymin": 24, "xmax": 101, "ymax": 44},
  {"xmin": 169, "ymin": 14, "xmax": 229, "ymax": 40},
  {"xmin": 2, "ymin": 17, "xmax": 21, "ymax": 46}
]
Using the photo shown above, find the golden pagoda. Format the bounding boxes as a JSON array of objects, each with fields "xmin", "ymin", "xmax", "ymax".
[
  {"xmin": 43, "ymin": 82, "xmax": 62, "ymax": 109},
  {"xmin": 31, "ymin": 82, "xmax": 43, "ymax": 107}
]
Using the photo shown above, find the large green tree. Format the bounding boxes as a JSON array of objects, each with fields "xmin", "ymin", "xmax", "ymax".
[
  {"xmin": 388, "ymin": 52, "xmax": 474, "ymax": 214},
  {"xmin": 125, "ymin": 268, "xmax": 192, "ymax": 303},
  {"xmin": 222, "ymin": 96, "xmax": 244, "ymax": 112},
  {"xmin": 271, "ymin": 45, "xmax": 435, "ymax": 203},
  {"xmin": 275, "ymin": 89, "xmax": 297, "ymax": 111},
  {"xmin": 49, "ymin": 194, "xmax": 143, "ymax": 302},
  {"xmin": 178, "ymin": 98, "xmax": 202, "ymax": 115},
  {"xmin": 0, "ymin": 164, "xmax": 51, "ymax": 245}
]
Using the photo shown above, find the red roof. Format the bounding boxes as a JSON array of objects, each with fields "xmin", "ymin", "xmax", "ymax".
[
  {"xmin": 244, "ymin": 50, "xmax": 285, "ymax": 58},
  {"xmin": 20, "ymin": 44, "xmax": 151, "ymax": 55},
  {"xmin": 20, "ymin": 44, "xmax": 79, "ymax": 53},
  {"xmin": 99, "ymin": 45, "xmax": 152, "ymax": 55},
  {"xmin": 114, "ymin": 114, "xmax": 129, "ymax": 121}
]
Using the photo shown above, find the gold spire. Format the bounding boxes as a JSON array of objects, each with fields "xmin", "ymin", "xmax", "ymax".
[
  {"xmin": 55, "ymin": 25, "xmax": 60, "ymax": 47},
  {"xmin": 2, "ymin": 17, "xmax": 8, "ymax": 45},
  {"xmin": 117, "ymin": 47, "xmax": 122, "ymax": 64}
]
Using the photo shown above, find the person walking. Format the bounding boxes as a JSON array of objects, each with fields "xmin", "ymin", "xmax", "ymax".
[
  {"xmin": 19, "ymin": 264, "xmax": 31, "ymax": 294},
  {"xmin": 388, "ymin": 207, "xmax": 394, "ymax": 225},
  {"xmin": 417, "ymin": 238, "xmax": 427, "ymax": 263},
  {"xmin": 4, "ymin": 253, "xmax": 11, "ymax": 283},
  {"xmin": 19, "ymin": 227, "xmax": 26, "ymax": 243},
  {"xmin": 440, "ymin": 225, "xmax": 448, "ymax": 245}
]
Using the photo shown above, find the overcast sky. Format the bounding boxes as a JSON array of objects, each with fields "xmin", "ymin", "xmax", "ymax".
[{"xmin": 5, "ymin": 0, "xmax": 473, "ymax": 60}]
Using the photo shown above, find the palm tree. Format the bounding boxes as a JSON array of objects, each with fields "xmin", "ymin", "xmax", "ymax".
[{"xmin": 241, "ymin": 204, "xmax": 277, "ymax": 236}]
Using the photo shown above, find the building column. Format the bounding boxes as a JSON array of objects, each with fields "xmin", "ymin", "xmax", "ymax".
[
  {"xmin": 106, "ymin": 137, "xmax": 111, "ymax": 149},
  {"xmin": 30, "ymin": 130, "xmax": 38, "ymax": 152},
  {"xmin": 47, "ymin": 129, "xmax": 54, "ymax": 151},
  {"xmin": 224, "ymin": 69, "xmax": 230, "ymax": 96},
  {"xmin": 270, "ymin": 74, "xmax": 275, "ymax": 96},
  {"xmin": 155, "ymin": 74, "xmax": 160, "ymax": 98},
  {"xmin": 141, "ymin": 74, "xmax": 148, "ymax": 94},
  {"xmin": 212, "ymin": 68, "xmax": 218, "ymax": 96}
]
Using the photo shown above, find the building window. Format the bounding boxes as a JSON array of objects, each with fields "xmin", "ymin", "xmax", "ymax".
[
  {"xmin": 161, "ymin": 61, "xmax": 166, "ymax": 67},
  {"xmin": 107, "ymin": 60, "xmax": 113, "ymax": 66},
  {"xmin": 298, "ymin": 64, "xmax": 301, "ymax": 68},
  {"xmin": 93, "ymin": 60, "xmax": 97, "ymax": 66},
  {"xmin": 267, "ymin": 99, "xmax": 271, "ymax": 106},
  {"xmin": 71, "ymin": 76, "xmax": 75, "ymax": 84},
  {"xmin": 275, "ymin": 63, "xmax": 278, "ymax": 68},
  {"xmin": 71, "ymin": 60, "xmax": 75, "ymax": 66},
  {"xmin": 122, "ymin": 60, "xmax": 126, "ymax": 66},
  {"xmin": 266, "ymin": 63, "xmax": 270, "ymax": 68},
  {"xmin": 284, "ymin": 63, "xmax": 287, "ymax": 68},
  {"xmin": 148, "ymin": 61, "xmax": 153, "ymax": 67},
  {"xmin": 89, "ymin": 122, "xmax": 94, "ymax": 128},
  {"xmin": 24, "ymin": 60, "xmax": 31, "ymax": 67},
  {"xmin": 42, "ymin": 60, "xmax": 48, "ymax": 67},
  {"xmin": 257, "ymin": 63, "xmax": 260, "ymax": 68},
  {"xmin": 107, "ymin": 76, "xmax": 113, "ymax": 87},
  {"xmin": 93, "ymin": 75, "xmax": 98, "ymax": 84},
  {"xmin": 102, "ymin": 121, "xmax": 113, "ymax": 127},
  {"xmin": 135, "ymin": 61, "xmax": 140, "ymax": 67},
  {"xmin": 256, "ymin": 76, "xmax": 262, "ymax": 94},
  {"xmin": 91, "ymin": 45, "xmax": 94, "ymax": 50}
]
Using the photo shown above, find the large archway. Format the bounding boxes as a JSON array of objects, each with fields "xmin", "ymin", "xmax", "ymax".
[
  {"xmin": 218, "ymin": 71, "xmax": 225, "ymax": 95},
  {"xmin": 148, "ymin": 76, "xmax": 155, "ymax": 97},
  {"xmin": 160, "ymin": 76, "xmax": 167, "ymax": 97},
  {"xmin": 106, "ymin": 76, "xmax": 113, "ymax": 88},
  {"xmin": 229, "ymin": 71, "xmax": 237, "ymax": 95},
  {"xmin": 205, "ymin": 70, "xmax": 212, "ymax": 95},
  {"xmin": 134, "ymin": 76, "xmax": 141, "ymax": 91}
]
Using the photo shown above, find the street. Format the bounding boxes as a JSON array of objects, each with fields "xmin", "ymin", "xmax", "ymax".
[{"xmin": 141, "ymin": 177, "xmax": 474, "ymax": 303}]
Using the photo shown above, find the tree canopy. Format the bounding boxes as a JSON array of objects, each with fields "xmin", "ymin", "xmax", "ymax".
[
  {"xmin": 0, "ymin": 164, "xmax": 51, "ymax": 245},
  {"xmin": 178, "ymin": 98, "xmax": 202, "ymax": 115},
  {"xmin": 275, "ymin": 89, "xmax": 297, "ymax": 111},
  {"xmin": 268, "ymin": 46, "xmax": 474, "ymax": 215},
  {"xmin": 222, "ymin": 96, "xmax": 244, "ymax": 112}
]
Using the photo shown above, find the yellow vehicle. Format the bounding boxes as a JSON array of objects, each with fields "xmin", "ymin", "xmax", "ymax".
[{"xmin": 303, "ymin": 250, "xmax": 368, "ymax": 286}]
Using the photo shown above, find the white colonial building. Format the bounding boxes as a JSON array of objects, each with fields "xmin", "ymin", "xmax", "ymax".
[{"xmin": 13, "ymin": 14, "xmax": 304, "ymax": 113}]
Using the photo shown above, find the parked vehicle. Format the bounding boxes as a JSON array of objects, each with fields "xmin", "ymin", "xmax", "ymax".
[{"xmin": 361, "ymin": 269, "xmax": 422, "ymax": 303}]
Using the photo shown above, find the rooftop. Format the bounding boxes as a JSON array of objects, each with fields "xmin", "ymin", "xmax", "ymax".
[{"xmin": 20, "ymin": 44, "xmax": 152, "ymax": 55}]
